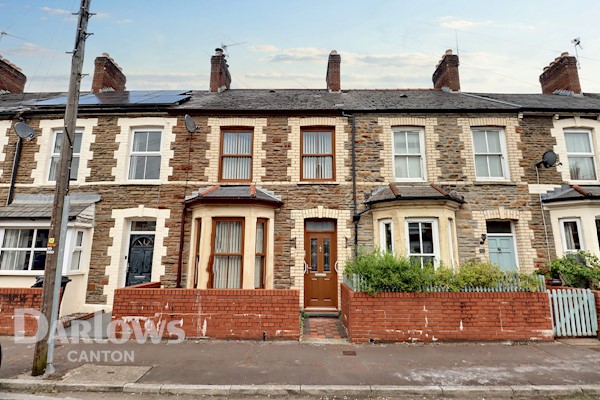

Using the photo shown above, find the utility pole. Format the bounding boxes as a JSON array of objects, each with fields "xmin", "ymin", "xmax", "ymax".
[{"xmin": 32, "ymin": 0, "xmax": 92, "ymax": 376}]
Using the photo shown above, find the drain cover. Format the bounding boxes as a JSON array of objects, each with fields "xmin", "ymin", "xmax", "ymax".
[{"xmin": 343, "ymin": 350, "xmax": 357, "ymax": 356}]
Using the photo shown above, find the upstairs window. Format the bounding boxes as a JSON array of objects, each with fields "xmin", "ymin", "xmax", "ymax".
[
  {"xmin": 49, "ymin": 131, "xmax": 83, "ymax": 181},
  {"xmin": 129, "ymin": 130, "xmax": 162, "ymax": 180},
  {"xmin": 0, "ymin": 228, "xmax": 49, "ymax": 271},
  {"xmin": 302, "ymin": 129, "xmax": 334, "ymax": 180},
  {"xmin": 393, "ymin": 128, "xmax": 425, "ymax": 180},
  {"xmin": 220, "ymin": 130, "xmax": 253, "ymax": 181},
  {"xmin": 472, "ymin": 129, "xmax": 508, "ymax": 180},
  {"xmin": 565, "ymin": 130, "xmax": 596, "ymax": 181}
]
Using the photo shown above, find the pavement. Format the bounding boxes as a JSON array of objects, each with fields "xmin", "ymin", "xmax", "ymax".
[{"xmin": 1, "ymin": 328, "xmax": 600, "ymax": 398}]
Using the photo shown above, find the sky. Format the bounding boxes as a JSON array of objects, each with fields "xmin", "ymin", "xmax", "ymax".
[{"xmin": 0, "ymin": 0, "xmax": 599, "ymax": 94}]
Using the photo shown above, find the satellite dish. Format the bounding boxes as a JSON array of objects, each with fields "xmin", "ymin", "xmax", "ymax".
[
  {"xmin": 184, "ymin": 114, "xmax": 197, "ymax": 133},
  {"xmin": 14, "ymin": 121, "xmax": 36, "ymax": 141},
  {"xmin": 536, "ymin": 150, "xmax": 558, "ymax": 168}
]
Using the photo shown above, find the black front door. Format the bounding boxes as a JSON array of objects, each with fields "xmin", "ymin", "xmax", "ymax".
[{"xmin": 126, "ymin": 234, "xmax": 155, "ymax": 286}]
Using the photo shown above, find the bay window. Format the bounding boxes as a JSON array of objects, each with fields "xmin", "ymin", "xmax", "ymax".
[
  {"xmin": 406, "ymin": 219, "xmax": 439, "ymax": 268},
  {"xmin": 0, "ymin": 228, "xmax": 49, "ymax": 271},
  {"xmin": 210, "ymin": 219, "xmax": 244, "ymax": 288}
]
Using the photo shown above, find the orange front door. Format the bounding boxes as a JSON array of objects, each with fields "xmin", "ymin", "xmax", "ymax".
[{"xmin": 304, "ymin": 222, "xmax": 337, "ymax": 309}]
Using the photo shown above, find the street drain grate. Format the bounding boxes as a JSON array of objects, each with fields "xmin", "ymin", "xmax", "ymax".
[{"xmin": 343, "ymin": 350, "xmax": 357, "ymax": 356}]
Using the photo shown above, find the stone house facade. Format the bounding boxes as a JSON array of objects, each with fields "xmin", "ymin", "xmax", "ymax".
[{"xmin": 0, "ymin": 49, "xmax": 599, "ymax": 316}]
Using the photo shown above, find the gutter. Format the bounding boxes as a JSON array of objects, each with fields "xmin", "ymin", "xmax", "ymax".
[{"xmin": 6, "ymin": 133, "xmax": 22, "ymax": 206}]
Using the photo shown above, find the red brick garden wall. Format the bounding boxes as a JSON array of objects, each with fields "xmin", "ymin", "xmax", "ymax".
[
  {"xmin": 112, "ymin": 285, "xmax": 300, "ymax": 340},
  {"xmin": 341, "ymin": 284, "xmax": 554, "ymax": 343},
  {"xmin": 0, "ymin": 288, "xmax": 43, "ymax": 336}
]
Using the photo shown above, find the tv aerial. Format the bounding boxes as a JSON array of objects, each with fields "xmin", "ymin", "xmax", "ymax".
[
  {"xmin": 221, "ymin": 41, "xmax": 246, "ymax": 58},
  {"xmin": 572, "ymin": 37, "xmax": 582, "ymax": 69}
]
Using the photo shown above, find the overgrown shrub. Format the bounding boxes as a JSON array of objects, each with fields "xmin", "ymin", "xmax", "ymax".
[
  {"xmin": 345, "ymin": 250, "xmax": 542, "ymax": 293},
  {"xmin": 548, "ymin": 251, "xmax": 600, "ymax": 289}
]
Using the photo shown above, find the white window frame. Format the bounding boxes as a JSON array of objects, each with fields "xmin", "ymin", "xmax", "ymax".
[
  {"xmin": 392, "ymin": 127, "xmax": 426, "ymax": 181},
  {"xmin": 472, "ymin": 128, "xmax": 510, "ymax": 181},
  {"xmin": 48, "ymin": 130, "xmax": 83, "ymax": 182},
  {"xmin": 0, "ymin": 227, "xmax": 49, "ymax": 273},
  {"xmin": 0, "ymin": 222, "xmax": 90, "ymax": 276},
  {"xmin": 69, "ymin": 230, "xmax": 84, "ymax": 272},
  {"xmin": 378, "ymin": 218, "xmax": 394, "ymax": 254},
  {"xmin": 405, "ymin": 218, "xmax": 440, "ymax": 268},
  {"xmin": 127, "ymin": 128, "xmax": 163, "ymax": 181},
  {"xmin": 564, "ymin": 129, "xmax": 597, "ymax": 182},
  {"xmin": 560, "ymin": 217, "xmax": 584, "ymax": 254},
  {"xmin": 448, "ymin": 218, "xmax": 456, "ymax": 269}
]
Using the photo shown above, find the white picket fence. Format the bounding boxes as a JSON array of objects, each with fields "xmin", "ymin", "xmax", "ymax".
[{"xmin": 548, "ymin": 288, "xmax": 598, "ymax": 337}]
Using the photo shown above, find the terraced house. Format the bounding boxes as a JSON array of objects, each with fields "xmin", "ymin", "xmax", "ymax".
[{"xmin": 0, "ymin": 48, "xmax": 599, "ymax": 317}]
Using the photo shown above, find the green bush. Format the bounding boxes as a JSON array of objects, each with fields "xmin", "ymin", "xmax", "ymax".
[
  {"xmin": 345, "ymin": 250, "xmax": 543, "ymax": 293},
  {"xmin": 344, "ymin": 250, "xmax": 433, "ymax": 293},
  {"xmin": 548, "ymin": 251, "xmax": 600, "ymax": 289}
]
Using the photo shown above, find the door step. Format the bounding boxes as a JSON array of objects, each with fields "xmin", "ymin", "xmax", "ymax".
[{"xmin": 304, "ymin": 308, "xmax": 340, "ymax": 317}]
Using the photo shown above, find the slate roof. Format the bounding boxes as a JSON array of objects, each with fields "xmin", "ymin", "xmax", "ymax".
[
  {"xmin": 185, "ymin": 185, "xmax": 283, "ymax": 206},
  {"xmin": 2, "ymin": 89, "xmax": 600, "ymax": 114},
  {"xmin": 0, "ymin": 193, "xmax": 101, "ymax": 219},
  {"xmin": 365, "ymin": 183, "xmax": 465, "ymax": 204},
  {"xmin": 541, "ymin": 185, "xmax": 600, "ymax": 203}
]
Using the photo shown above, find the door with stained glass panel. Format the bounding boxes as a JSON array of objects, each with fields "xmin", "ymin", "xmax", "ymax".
[{"xmin": 304, "ymin": 220, "xmax": 337, "ymax": 309}]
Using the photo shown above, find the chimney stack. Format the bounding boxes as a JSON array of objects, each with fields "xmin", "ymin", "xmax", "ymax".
[
  {"xmin": 326, "ymin": 50, "xmax": 341, "ymax": 92},
  {"xmin": 210, "ymin": 48, "xmax": 231, "ymax": 93},
  {"xmin": 91, "ymin": 53, "xmax": 126, "ymax": 93},
  {"xmin": 0, "ymin": 56, "xmax": 26, "ymax": 94},
  {"xmin": 539, "ymin": 52, "xmax": 581, "ymax": 95},
  {"xmin": 432, "ymin": 49, "xmax": 460, "ymax": 92}
]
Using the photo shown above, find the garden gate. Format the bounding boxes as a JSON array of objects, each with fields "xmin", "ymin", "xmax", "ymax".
[{"xmin": 548, "ymin": 288, "xmax": 598, "ymax": 337}]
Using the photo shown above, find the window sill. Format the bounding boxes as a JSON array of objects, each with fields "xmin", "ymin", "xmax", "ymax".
[
  {"xmin": 120, "ymin": 180, "xmax": 163, "ymax": 185},
  {"xmin": 64, "ymin": 271, "xmax": 86, "ymax": 277},
  {"xmin": 296, "ymin": 181, "xmax": 340, "ymax": 186},
  {"xmin": 473, "ymin": 181, "xmax": 517, "ymax": 186},
  {"xmin": 0, "ymin": 271, "xmax": 43, "ymax": 276},
  {"xmin": 567, "ymin": 180, "xmax": 599, "ymax": 185}
]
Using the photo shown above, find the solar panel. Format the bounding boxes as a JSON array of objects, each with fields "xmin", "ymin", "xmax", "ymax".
[{"xmin": 30, "ymin": 90, "xmax": 191, "ymax": 106}]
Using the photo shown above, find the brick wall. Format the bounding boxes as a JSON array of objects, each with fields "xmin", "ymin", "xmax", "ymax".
[
  {"xmin": 0, "ymin": 288, "xmax": 43, "ymax": 336},
  {"xmin": 112, "ymin": 285, "xmax": 300, "ymax": 340},
  {"xmin": 341, "ymin": 284, "xmax": 553, "ymax": 343}
]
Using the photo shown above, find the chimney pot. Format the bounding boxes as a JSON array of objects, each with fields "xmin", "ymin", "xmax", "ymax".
[
  {"xmin": 432, "ymin": 50, "xmax": 460, "ymax": 91},
  {"xmin": 91, "ymin": 54, "xmax": 126, "ymax": 93},
  {"xmin": 0, "ymin": 56, "xmax": 26, "ymax": 93},
  {"xmin": 326, "ymin": 50, "xmax": 341, "ymax": 92},
  {"xmin": 539, "ymin": 52, "xmax": 581, "ymax": 94}
]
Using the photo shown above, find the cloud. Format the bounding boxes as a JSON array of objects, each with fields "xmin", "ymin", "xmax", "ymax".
[
  {"xmin": 439, "ymin": 16, "xmax": 491, "ymax": 31},
  {"xmin": 94, "ymin": 12, "xmax": 110, "ymax": 19},
  {"xmin": 248, "ymin": 44, "xmax": 278, "ymax": 53},
  {"xmin": 40, "ymin": 6, "xmax": 71, "ymax": 15},
  {"xmin": 244, "ymin": 71, "xmax": 320, "ymax": 81},
  {"xmin": 265, "ymin": 47, "xmax": 330, "ymax": 63},
  {"xmin": 115, "ymin": 18, "xmax": 133, "ymax": 24},
  {"xmin": 4, "ymin": 42, "xmax": 63, "ymax": 57}
]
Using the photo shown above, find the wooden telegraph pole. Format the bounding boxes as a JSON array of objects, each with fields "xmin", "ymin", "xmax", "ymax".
[{"xmin": 32, "ymin": 0, "xmax": 92, "ymax": 376}]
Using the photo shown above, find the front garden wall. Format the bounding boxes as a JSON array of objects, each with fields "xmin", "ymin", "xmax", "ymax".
[
  {"xmin": 341, "ymin": 284, "xmax": 553, "ymax": 343},
  {"xmin": 112, "ymin": 284, "xmax": 300, "ymax": 340}
]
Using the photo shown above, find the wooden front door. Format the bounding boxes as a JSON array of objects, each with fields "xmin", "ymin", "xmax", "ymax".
[{"xmin": 304, "ymin": 220, "xmax": 337, "ymax": 309}]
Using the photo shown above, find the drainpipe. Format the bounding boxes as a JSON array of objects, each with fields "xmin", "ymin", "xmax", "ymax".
[
  {"xmin": 176, "ymin": 203, "xmax": 187, "ymax": 288},
  {"xmin": 342, "ymin": 112, "xmax": 358, "ymax": 258},
  {"xmin": 6, "ymin": 137, "xmax": 23, "ymax": 206}
]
